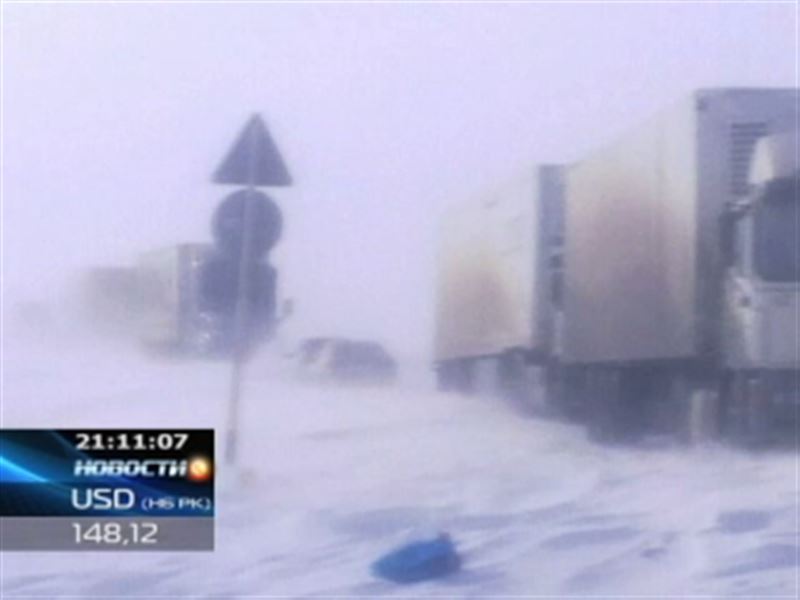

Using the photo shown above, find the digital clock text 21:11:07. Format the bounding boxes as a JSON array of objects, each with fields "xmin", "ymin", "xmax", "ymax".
[{"xmin": 75, "ymin": 432, "xmax": 190, "ymax": 452}]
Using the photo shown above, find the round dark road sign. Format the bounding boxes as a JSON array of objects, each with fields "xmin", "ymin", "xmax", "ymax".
[{"xmin": 213, "ymin": 189, "xmax": 282, "ymax": 260}]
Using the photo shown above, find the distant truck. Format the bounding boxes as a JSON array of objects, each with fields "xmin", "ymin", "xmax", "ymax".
[
  {"xmin": 435, "ymin": 88, "xmax": 799, "ymax": 442},
  {"xmin": 138, "ymin": 244, "xmax": 225, "ymax": 355},
  {"xmin": 138, "ymin": 243, "xmax": 278, "ymax": 356}
]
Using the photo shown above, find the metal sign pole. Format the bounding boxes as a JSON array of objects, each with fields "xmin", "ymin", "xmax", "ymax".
[
  {"xmin": 224, "ymin": 126, "xmax": 259, "ymax": 466},
  {"xmin": 214, "ymin": 113, "xmax": 291, "ymax": 466}
]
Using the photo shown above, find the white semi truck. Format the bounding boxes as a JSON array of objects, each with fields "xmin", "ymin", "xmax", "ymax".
[{"xmin": 434, "ymin": 88, "xmax": 799, "ymax": 442}]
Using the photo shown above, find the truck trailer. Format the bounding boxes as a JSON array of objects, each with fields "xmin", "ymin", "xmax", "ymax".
[
  {"xmin": 434, "ymin": 88, "xmax": 799, "ymax": 442},
  {"xmin": 435, "ymin": 165, "xmax": 564, "ymax": 400},
  {"xmin": 82, "ymin": 266, "xmax": 144, "ymax": 335}
]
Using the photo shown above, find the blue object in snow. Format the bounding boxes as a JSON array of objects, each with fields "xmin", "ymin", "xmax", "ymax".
[{"xmin": 371, "ymin": 533, "xmax": 461, "ymax": 584}]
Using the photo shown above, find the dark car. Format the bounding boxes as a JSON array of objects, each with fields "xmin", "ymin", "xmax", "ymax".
[{"xmin": 297, "ymin": 337, "xmax": 397, "ymax": 383}]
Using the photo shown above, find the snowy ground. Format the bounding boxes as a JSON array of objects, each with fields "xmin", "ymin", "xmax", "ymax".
[{"xmin": 1, "ymin": 335, "xmax": 798, "ymax": 598}]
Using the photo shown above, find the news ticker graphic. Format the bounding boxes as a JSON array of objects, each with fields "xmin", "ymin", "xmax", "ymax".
[{"xmin": 0, "ymin": 429, "xmax": 214, "ymax": 551}]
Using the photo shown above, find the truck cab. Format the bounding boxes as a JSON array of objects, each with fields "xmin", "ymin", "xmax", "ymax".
[{"xmin": 722, "ymin": 132, "xmax": 799, "ymax": 438}]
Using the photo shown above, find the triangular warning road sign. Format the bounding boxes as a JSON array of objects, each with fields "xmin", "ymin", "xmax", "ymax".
[{"xmin": 213, "ymin": 114, "xmax": 292, "ymax": 186}]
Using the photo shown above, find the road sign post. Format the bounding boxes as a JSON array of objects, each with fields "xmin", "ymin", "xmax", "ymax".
[{"xmin": 212, "ymin": 114, "xmax": 291, "ymax": 465}]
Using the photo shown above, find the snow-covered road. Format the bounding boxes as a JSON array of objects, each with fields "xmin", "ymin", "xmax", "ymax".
[{"xmin": 1, "ymin": 340, "xmax": 797, "ymax": 597}]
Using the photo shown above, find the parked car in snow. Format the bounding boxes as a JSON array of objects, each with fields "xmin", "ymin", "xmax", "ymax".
[{"xmin": 297, "ymin": 337, "xmax": 397, "ymax": 383}]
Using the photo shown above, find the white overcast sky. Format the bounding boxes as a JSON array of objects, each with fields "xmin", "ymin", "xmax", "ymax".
[{"xmin": 2, "ymin": 2, "xmax": 797, "ymax": 356}]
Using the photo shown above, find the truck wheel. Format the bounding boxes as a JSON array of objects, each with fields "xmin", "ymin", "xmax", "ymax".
[
  {"xmin": 684, "ymin": 387, "xmax": 721, "ymax": 444},
  {"xmin": 436, "ymin": 362, "xmax": 452, "ymax": 392},
  {"xmin": 743, "ymin": 375, "xmax": 770, "ymax": 446},
  {"xmin": 437, "ymin": 359, "xmax": 474, "ymax": 394},
  {"xmin": 670, "ymin": 372, "xmax": 706, "ymax": 444},
  {"xmin": 729, "ymin": 372, "xmax": 770, "ymax": 447},
  {"xmin": 728, "ymin": 372, "xmax": 746, "ymax": 441},
  {"xmin": 586, "ymin": 369, "xmax": 621, "ymax": 443}
]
